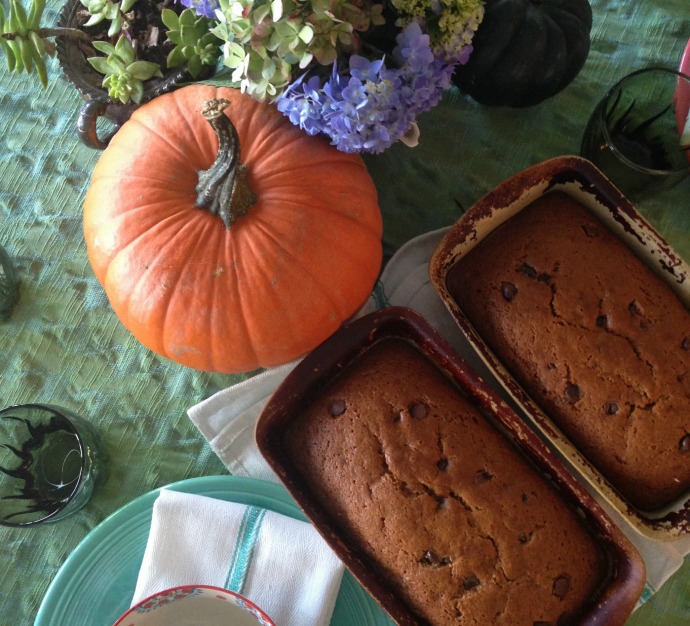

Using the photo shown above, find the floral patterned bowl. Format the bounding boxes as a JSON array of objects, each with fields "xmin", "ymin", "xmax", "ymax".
[{"xmin": 112, "ymin": 585, "xmax": 275, "ymax": 626}]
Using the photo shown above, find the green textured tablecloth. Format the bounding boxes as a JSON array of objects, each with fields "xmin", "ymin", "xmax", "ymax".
[{"xmin": 1, "ymin": 0, "xmax": 689, "ymax": 623}]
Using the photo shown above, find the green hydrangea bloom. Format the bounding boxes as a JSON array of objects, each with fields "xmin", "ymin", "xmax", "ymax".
[
  {"xmin": 212, "ymin": 0, "xmax": 385, "ymax": 101},
  {"xmin": 392, "ymin": 0, "xmax": 484, "ymax": 61}
]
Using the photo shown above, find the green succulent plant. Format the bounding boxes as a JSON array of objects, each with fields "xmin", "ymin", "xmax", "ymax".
[
  {"xmin": 0, "ymin": 0, "xmax": 222, "ymax": 102},
  {"xmin": 161, "ymin": 7, "xmax": 221, "ymax": 78},
  {"xmin": 0, "ymin": 0, "xmax": 91, "ymax": 87},
  {"xmin": 79, "ymin": 0, "xmax": 138, "ymax": 38},
  {"xmin": 87, "ymin": 34, "xmax": 162, "ymax": 103},
  {"xmin": 0, "ymin": 0, "xmax": 47, "ymax": 85}
]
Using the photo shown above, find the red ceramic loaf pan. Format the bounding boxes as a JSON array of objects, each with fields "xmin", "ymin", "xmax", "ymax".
[
  {"xmin": 256, "ymin": 306, "xmax": 645, "ymax": 626},
  {"xmin": 429, "ymin": 155, "xmax": 690, "ymax": 540}
]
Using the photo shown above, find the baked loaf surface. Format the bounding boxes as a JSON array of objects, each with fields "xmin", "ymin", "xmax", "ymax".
[
  {"xmin": 446, "ymin": 191, "xmax": 690, "ymax": 512},
  {"xmin": 286, "ymin": 337, "xmax": 605, "ymax": 626}
]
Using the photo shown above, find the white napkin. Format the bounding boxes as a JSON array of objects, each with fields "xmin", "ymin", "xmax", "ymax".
[
  {"xmin": 132, "ymin": 489, "xmax": 344, "ymax": 626},
  {"xmin": 188, "ymin": 227, "xmax": 690, "ymax": 608}
]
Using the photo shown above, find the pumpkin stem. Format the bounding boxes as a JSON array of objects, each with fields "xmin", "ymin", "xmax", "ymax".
[{"xmin": 196, "ymin": 98, "xmax": 257, "ymax": 229}]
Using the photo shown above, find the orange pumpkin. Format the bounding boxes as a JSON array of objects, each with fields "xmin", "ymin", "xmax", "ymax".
[{"xmin": 83, "ymin": 85, "xmax": 383, "ymax": 373}]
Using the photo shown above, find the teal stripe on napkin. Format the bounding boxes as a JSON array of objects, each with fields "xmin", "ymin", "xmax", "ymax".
[
  {"xmin": 225, "ymin": 506, "xmax": 266, "ymax": 595},
  {"xmin": 638, "ymin": 583, "xmax": 656, "ymax": 606},
  {"xmin": 371, "ymin": 280, "xmax": 389, "ymax": 310}
]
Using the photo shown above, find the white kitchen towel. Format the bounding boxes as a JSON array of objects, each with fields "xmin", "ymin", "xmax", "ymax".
[
  {"xmin": 132, "ymin": 489, "xmax": 344, "ymax": 626},
  {"xmin": 188, "ymin": 227, "xmax": 690, "ymax": 608}
]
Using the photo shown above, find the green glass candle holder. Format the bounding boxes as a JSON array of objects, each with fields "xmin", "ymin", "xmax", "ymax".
[
  {"xmin": 0, "ymin": 404, "xmax": 105, "ymax": 527},
  {"xmin": 0, "ymin": 243, "xmax": 19, "ymax": 321},
  {"xmin": 581, "ymin": 66, "xmax": 690, "ymax": 200}
]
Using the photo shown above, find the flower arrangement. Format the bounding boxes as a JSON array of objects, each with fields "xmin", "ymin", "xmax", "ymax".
[
  {"xmin": 206, "ymin": 0, "xmax": 484, "ymax": 152},
  {"xmin": 0, "ymin": 0, "xmax": 484, "ymax": 153}
]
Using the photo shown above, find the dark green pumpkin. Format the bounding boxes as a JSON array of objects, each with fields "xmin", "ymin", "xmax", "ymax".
[{"xmin": 453, "ymin": 0, "xmax": 593, "ymax": 107}]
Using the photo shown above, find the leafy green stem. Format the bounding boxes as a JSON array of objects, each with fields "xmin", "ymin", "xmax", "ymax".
[{"xmin": 1, "ymin": 26, "xmax": 92, "ymax": 42}]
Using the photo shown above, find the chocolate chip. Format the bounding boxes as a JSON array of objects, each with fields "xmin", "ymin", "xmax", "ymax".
[
  {"xmin": 680, "ymin": 434, "xmax": 690, "ymax": 454},
  {"xmin": 552, "ymin": 575, "xmax": 570, "ymax": 599},
  {"xmin": 420, "ymin": 550, "xmax": 439, "ymax": 565},
  {"xmin": 596, "ymin": 314, "xmax": 609, "ymax": 329},
  {"xmin": 409, "ymin": 402, "xmax": 428, "ymax": 420},
  {"xmin": 436, "ymin": 496, "xmax": 449, "ymax": 509},
  {"xmin": 681, "ymin": 337, "xmax": 690, "ymax": 351},
  {"xmin": 437, "ymin": 458, "xmax": 449, "ymax": 471},
  {"xmin": 474, "ymin": 469, "xmax": 494, "ymax": 484},
  {"xmin": 463, "ymin": 574, "xmax": 480, "ymax": 590},
  {"xmin": 402, "ymin": 484, "xmax": 415, "ymax": 497},
  {"xmin": 518, "ymin": 263, "xmax": 538, "ymax": 278},
  {"xmin": 518, "ymin": 532, "xmax": 532, "ymax": 544},
  {"xmin": 557, "ymin": 613, "xmax": 573, "ymax": 626},
  {"xmin": 547, "ymin": 362, "xmax": 557, "ymax": 370},
  {"xmin": 581, "ymin": 222, "xmax": 599, "ymax": 237},
  {"xmin": 604, "ymin": 401, "xmax": 619, "ymax": 415},
  {"xmin": 628, "ymin": 300, "xmax": 644, "ymax": 316},
  {"xmin": 501, "ymin": 281, "xmax": 518, "ymax": 302},
  {"xmin": 564, "ymin": 383, "xmax": 580, "ymax": 404},
  {"xmin": 328, "ymin": 399, "xmax": 346, "ymax": 417},
  {"xmin": 420, "ymin": 550, "xmax": 451, "ymax": 567}
]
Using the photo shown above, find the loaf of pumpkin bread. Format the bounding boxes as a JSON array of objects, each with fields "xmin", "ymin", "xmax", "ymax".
[
  {"xmin": 446, "ymin": 191, "xmax": 690, "ymax": 512},
  {"xmin": 285, "ymin": 337, "xmax": 606, "ymax": 626}
]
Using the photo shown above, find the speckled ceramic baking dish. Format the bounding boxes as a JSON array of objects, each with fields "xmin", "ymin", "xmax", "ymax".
[
  {"xmin": 256, "ymin": 306, "xmax": 645, "ymax": 626},
  {"xmin": 429, "ymin": 155, "xmax": 690, "ymax": 541}
]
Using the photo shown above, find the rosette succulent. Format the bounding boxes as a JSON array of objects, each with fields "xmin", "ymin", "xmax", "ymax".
[
  {"xmin": 87, "ymin": 34, "xmax": 163, "ymax": 103},
  {"xmin": 162, "ymin": 7, "xmax": 222, "ymax": 77}
]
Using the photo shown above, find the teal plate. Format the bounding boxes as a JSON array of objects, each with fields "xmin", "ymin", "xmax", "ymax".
[{"xmin": 35, "ymin": 475, "xmax": 394, "ymax": 626}]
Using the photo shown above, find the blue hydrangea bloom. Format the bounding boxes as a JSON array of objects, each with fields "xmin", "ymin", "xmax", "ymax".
[
  {"xmin": 276, "ymin": 21, "xmax": 455, "ymax": 153},
  {"xmin": 180, "ymin": 0, "xmax": 220, "ymax": 18}
]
